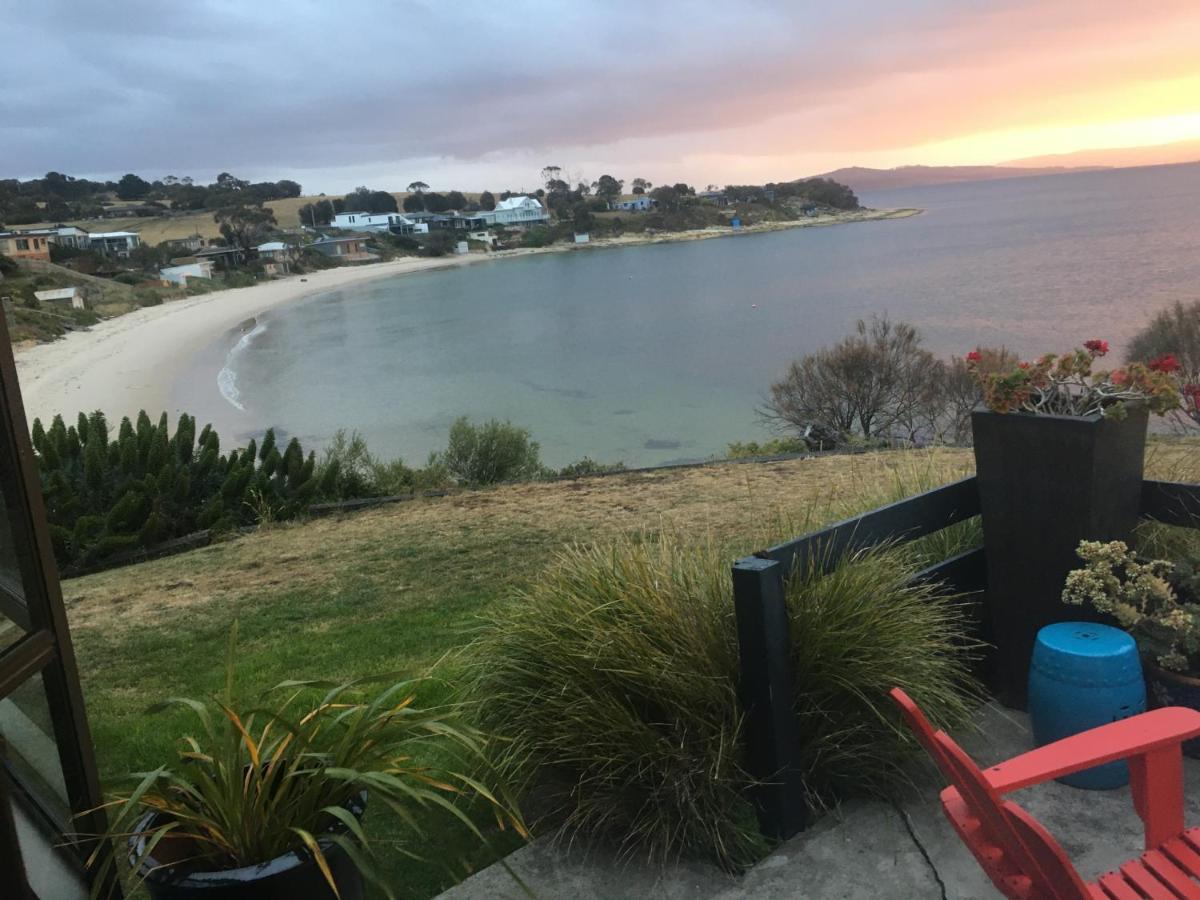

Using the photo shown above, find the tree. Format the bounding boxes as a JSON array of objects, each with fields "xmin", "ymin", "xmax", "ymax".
[
  {"xmin": 298, "ymin": 199, "xmax": 337, "ymax": 227},
  {"xmin": 763, "ymin": 316, "xmax": 947, "ymax": 448},
  {"xmin": 570, "ymin": 201, "xmax": 594, "ymax": 233},
  {"xmin": 342, "ymin": 187, "xmax": 397, "ymax": 214},
  {"xmin": 116, "ymin": 173, "xmax": 151, "ymax": 200},
  {"xmin": 631, "ymin": 177, "xmax": 652, "ymax": 195},
  {"xmin": 446, "ymin": 190, "xmax": 466, "ymax": 210},
  {"xmin": 213, "ymin": 205, "xmax": 277, "ymax": 252},
  {"xmin": 422, "ymin": 192, "xmax": 451, "ymax": 213},
  {"xmin": 479, "ymin": 190, "xmax": 496, "ymax": 211},
  {"xmin": 406, "ymin": 181, "xmax": 429, "ymax": 193},
  {"xmin": 540, "ymin": 166, "xmax": 562, "ymax": 189},
  {"xmin": 274, "ymin": 179, "xmax": 302, "ymax": 198},
  {"xmin": 792, "ymin": 177, "xmax": 859, "ymax": 210},
  {"xmin": 402, "ymin": 193, "xmax": 426, "ymax": 213},
  {"xmin": 593, "ymin": 174, "xmax": 623, "ymax": 203}
]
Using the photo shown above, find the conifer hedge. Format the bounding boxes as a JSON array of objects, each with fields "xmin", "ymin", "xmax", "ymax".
[{"xmin": 31, "ymin": 410, "xmax": 334, "ymax": 569}]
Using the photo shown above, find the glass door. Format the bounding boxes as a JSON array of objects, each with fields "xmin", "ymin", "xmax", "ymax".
[{"xmin": 0, "ymin": 313, "xmax": 113, "ymax": 898}]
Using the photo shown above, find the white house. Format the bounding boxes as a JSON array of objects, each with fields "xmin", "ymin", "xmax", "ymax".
[
  {"xmin": 480, "ymin": 196, "xmax": 549, "ymax": 227},
  {"xmin": 160, "ymin": 261, "xmax": 215, "ymax": 286},
  {"xmin": 88, "ymin": 231, "xmax": 141, "ymax": 258},
  {"xmin": 328, "ymin": 212, "xmax": 428, "ymax": 235},
  {"xmin": 608, "ymin": 195, "xmax": 655, "ymax": 212}
]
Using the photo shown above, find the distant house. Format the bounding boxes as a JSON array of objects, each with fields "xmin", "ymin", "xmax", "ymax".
[
  {"xmin": 698, "ymin": 191, "xmax": 730, "ymax": 207},
  {"xmin": 33, "ymin": 287, "xmax": 86, "ymax": 309},
  {"xmin": 160, "ymin": 261, "xmax": 215, "ymax": 286},
  {"xmin": 466, "ymin": 230, "xmax": 496, "ymax": 248},
  {"xmin": 9, "ymin": 225, "xmax": 91, "ymax": 250},
  {"xmin": 255, "ymin": 241, "xmax": 297, "ymax": 276},
  {"xmin": 608, "ymin": 195, "xmax": 655, "ymax": 212},
  {"xmin": 0, "ymin": 232, "xmax": 52, "ymax": 262},
  {"xmin": 181, "ymin": 246, "xmax": 246, "ymax": 270},
  {"xmin": 329, "ymin": 212, "xmax": 428, "ymax": 235},
  {"xmin": 573, "ymin": 232, "xmax": 590, "ymax": 244},
  {"xmin": 479, "ymin": 196, "xmax": 549, "ymax": 227},
  {"xmin": 305, "ymin": 236, "xmax": 376, "ymax": 262},
  {"xmin": 88, "ymin": 231, "xmax": 142, "ymax": 258},
  {"xmin": 164, "ymin": 234, "xmax": 206, "ymax": 253},
  {"xmin": 730, "ymin": 217, "xmax": 743, "ymax": 230}
]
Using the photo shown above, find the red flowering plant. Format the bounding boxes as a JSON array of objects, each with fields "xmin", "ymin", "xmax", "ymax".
[{"xmin": 967, "ymin": 339, "xmax": 1181, "ymax": 419}]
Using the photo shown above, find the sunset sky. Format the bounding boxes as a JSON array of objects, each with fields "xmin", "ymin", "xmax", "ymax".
[{"xmin": 5, "ymin": 0, "xmax": 1200, "ymax": 193}]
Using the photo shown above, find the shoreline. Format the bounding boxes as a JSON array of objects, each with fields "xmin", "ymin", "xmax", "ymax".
[{"xmin": 14, "ymin": 207, "xmax": 919, "ymax": 428}]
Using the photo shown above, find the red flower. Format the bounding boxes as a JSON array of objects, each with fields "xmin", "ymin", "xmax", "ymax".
[
  {"xmin": 965, "ymin": 350, "xmax": 982, "ymax": 362},
  {"xmin": 1148, "ymin": 354, "xmax": 1180, "ymax": 373},
  {"xmin": 1110, "ymin": 369, "xmax": 1128, "ymax": 386},
  {"xmin": 1184, "ymin": 383, "xmax": 1200, "ymax": 400},
  {"xmin": 1083, "ymin": 339, "xmax": 1110, "ymax": 356},
  {"xmin": 1018, "ymin": 362, "xmax": 1031, "ymax": 370}
]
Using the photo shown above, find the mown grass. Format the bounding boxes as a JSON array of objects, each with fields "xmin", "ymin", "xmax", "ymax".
[{"xmin": 61, "ymin": 442, "xmax": 1196, "ymax": 895}]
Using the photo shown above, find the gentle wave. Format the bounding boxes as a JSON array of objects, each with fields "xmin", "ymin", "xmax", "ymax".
[{"xmin": 217, "ymin": 320, "xmax": 268, "ymax": 412}]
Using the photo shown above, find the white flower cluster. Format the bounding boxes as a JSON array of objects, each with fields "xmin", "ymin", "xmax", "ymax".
[{"xmin": 1062, "ymin": 540, "xmax": 1200, "ymax": 672}]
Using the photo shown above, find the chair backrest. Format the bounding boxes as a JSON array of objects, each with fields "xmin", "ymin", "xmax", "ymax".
[
  {"xmin": 889, "ymin": 689, "xmax": 1089, "ymax": 900},
  {"xmin": 1003, "ymin": 800, "xmax": 1094, "ymax": 900}
]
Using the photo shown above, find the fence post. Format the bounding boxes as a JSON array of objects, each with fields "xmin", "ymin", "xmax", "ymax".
[{"xmin": 732, "ymin": 555, "xmax": 810, "ymax": 840}]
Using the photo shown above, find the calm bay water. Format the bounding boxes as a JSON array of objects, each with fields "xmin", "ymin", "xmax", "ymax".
[{"xmin": 176, "ymin": 163, "xmax": 1200, "ymax": 468}]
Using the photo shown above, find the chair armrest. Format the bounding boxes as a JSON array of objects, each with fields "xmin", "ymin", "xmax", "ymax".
[{"xmin": 985, "ymin": 707, "xmax": 1200, "ymax": 794}]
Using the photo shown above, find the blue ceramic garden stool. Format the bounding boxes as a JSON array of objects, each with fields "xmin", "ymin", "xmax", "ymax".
[{"xmin": 1028, "ymin": 622, "xmax": 1146, "ymax": 790}]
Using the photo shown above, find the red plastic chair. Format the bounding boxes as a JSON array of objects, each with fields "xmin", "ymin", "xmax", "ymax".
[{"xmin": 890, "ymin": 687, "xmax": 1200, "ymax": 899}]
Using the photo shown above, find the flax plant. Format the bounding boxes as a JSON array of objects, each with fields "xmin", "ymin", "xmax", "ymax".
[{"xmin": 83, "ymin": 627, "xmax": 525, "ymax": 899}]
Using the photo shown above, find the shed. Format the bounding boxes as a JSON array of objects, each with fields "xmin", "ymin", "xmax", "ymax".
[{"xmin": 33, "ymin": 287, "xmax": 85, "ymax": 310}]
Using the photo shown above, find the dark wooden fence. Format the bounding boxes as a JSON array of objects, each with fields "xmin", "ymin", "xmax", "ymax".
[{"xmin": 735, "ymin": 474, "xmax": 1200, "ymax": 840}]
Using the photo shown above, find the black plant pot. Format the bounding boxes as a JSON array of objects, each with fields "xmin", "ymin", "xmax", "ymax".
[
  {"xmin": 130, "ymin": 792, "xmax": 367, "ymax": 900},
  {"xmin": 1144, "ymin": 661, "xmax": 1200, "ymax": 759},
  {"xmin": 972, "ymin": 405, "xmax": 1149, "ymax": 708}
]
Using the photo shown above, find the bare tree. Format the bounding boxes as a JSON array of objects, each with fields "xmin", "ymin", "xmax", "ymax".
[{"xmin": 763, "ymin": 316, "xmax": 943, "ymax": 447}]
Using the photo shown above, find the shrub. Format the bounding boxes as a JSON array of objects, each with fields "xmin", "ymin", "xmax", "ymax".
[
  {"xmin": 437, "ymin": 417, "xmax": 546, "ymax": 485},
  {"xmin": 468, "ymin": 531, "xmax": 981, "ymax": 870},
  {"xmin": 725, "ymin": 436, "xmax": 809, "ymax": 458},
  {"xmin": 0, "ymin": 253, "xmax": 17, "ymax": 277},
  {"xmin": 557, "ymin": 457, "xmax": 627, "ymax": 478},
  {"xmin": 33, "ymin": 411, "xmax": 325, "ymax": 567},
  {"xmin": 1128, "ymin": 300, "xmax": 1200, "ymax": 381}
]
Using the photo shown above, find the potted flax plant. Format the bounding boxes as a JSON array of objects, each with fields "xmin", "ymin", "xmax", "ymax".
[
  {"xmin": 82, "ymin": 630, "xmax": 525, "ymax": 900},
  {"xmin": 967, "ymin": 341, "xmax": 1180, "ymax": 705}
]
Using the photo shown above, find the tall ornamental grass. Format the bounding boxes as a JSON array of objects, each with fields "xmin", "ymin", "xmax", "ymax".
[{"xmin": 468, "ymin": 525, "xmax": 982, "ymax": 870}]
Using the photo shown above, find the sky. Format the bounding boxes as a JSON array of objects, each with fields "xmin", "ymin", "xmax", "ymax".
[{"xmin": 5, "ymin": 0, "xmax": 1200, "ymax": 194}]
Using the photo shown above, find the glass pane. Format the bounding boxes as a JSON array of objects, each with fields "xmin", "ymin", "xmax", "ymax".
[
  {"xmin": 0, "ymin": 614, "xmax": 23, "ymax": 653},
  {"xmin": 11, "ymin": 799, "xmax": 88, "ymax": 900},
  {"xmin": 0, "ymin": 671, "xmax": 69, "ymax": 825}
]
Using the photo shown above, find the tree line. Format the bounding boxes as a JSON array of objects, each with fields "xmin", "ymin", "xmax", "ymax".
[{"xmin": 0, "ymin": 171, "xmax": 302, "ymax": 226}]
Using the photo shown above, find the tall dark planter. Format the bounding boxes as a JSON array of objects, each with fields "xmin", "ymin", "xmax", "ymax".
[{"xmin": 972, "ymin": 405, "xmax": 1148, "ymax": 708}]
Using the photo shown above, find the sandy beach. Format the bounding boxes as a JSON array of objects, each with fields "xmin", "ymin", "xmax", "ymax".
[{"xmin": 14, "ymin": 207, "xmax": 919, "ymax": 429}]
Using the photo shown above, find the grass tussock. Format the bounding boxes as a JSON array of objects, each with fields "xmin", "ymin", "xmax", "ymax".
[{"xmin": 468, "ymin": 527, "xmax": 982, "ymax": 871}]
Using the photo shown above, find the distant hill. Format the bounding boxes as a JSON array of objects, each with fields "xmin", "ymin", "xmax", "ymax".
[
  {"xmin": 1003, "ymin": 137, "xmax": 1200, "ymax": 170},
  {"xmin": 812, "ymin": 164, "xmax": 1106, "ymax": 193}
]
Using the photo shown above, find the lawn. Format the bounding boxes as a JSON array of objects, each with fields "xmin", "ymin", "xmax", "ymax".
[{"xmin": 60, "ymin": 443, "xmax": 1197, "ymax": 896}]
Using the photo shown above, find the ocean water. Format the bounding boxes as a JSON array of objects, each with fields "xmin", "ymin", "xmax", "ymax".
[{"xmin": 174, "ymin": 163, "xmax": 1200, "ymax": 468}]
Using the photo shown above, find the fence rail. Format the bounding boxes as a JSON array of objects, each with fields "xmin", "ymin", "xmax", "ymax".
[
  {"xmin": 734, "ymin": 472, "xmax": 1200, "ymax": 841},
  {"xmin": 732, "ymin": 475, "xmax": 984, "ymax": 839}
]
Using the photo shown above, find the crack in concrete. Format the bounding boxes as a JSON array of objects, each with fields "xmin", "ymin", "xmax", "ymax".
[{"xmin": 891, "ymin": 800, "xmax": 947, "ymax": 900}]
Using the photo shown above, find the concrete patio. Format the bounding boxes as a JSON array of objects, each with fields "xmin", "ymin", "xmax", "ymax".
[{"xmin": 442, "ymin": 703, "xmax": 1200, "ymax": 898}]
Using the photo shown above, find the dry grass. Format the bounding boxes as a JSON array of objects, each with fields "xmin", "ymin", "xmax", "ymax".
[{"xmin": 62, "ymin": 448, "xmax": 974, "ymax": 634}]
